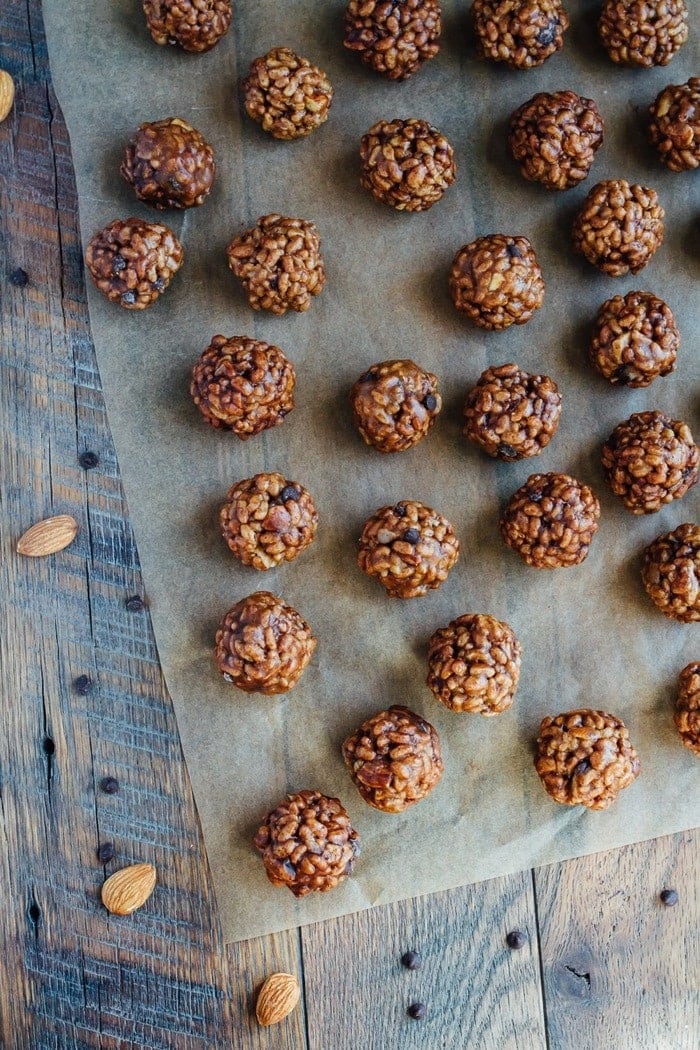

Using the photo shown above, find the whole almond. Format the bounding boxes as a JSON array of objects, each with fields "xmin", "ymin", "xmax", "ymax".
[
  {"xmin": 255, "ymin": 972, "xmax": 300, "ymax": 1026},
  {"xmin": 0, "ymin": 70, "xmax": 14, "ymax": 124},
  {"xmin": 101, "ymin": 863, "xmax": 156, "ymax": 916},
  {"xmin": 16, "ymin": 514, "xmax": 79, "ymax": 557}
]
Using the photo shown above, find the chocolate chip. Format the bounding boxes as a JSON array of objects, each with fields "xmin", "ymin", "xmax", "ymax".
[
  {"xmin": 537, "ymin": 21, "xmax": 557, "ymax": 46},
  {"xmin": 613, "ymin": 365, "xmax": 635, "ymax": 385},
  {"xmin": 125, "ymin": 594, "xmax": 145, "ymax": 612},
  {"xmin": 97, "ymin": 842, "xmax": 116, "ymax": 863},
  {"xmin": 424, "ymin": 394, "xmax": 437, "ymax": 412},
  {"xmin": 79, "ymin": 451, "xmax": 99, "ymax": 470},
  {"xmin": 121, "ymin": 290, "xmax": 136, "ymax": 306},
  {"xmin": 506, "ymin": 930, "xmax": 528, "ymax": 950},
  {"xmin": 659, "ymin": 888, "xmax": 679, "ymax": 907},
  {"xmin": 393, "ymin": 503, "xmax": 407, "ymax": 517},
  {"xmin": 498, "ymin": 443, "xmax": 518, "ymax": 460},
  {"xmin": 407, "ymin": 1002, "xmax": 427, "ymax": 1021},
  {"xmin": 358, "ymin": 370, "xmax": 377, "ymax": 383},
  {"xmin": 573, "ymin": 759, "xmax": 591, "ymax": 777},
  {"xmin": 9, "ymin": 267, "xmax": 29, "ymax": 287},
  {"xmin": 152, "ymin": 277, "xmax": 165, "ymax": 292},
  {"xmin": 100, "ymin": 776, "xmax": 119, "ymax": 795},
  {"xmin": 112, "ymin": 254, "xmax": 127, "ymax": 274},
  {"xmin": 507, "ymin": 242, "xmax": 522, "ymax": 259},
  {"xmin": 401, "ymin": 950, "xmax": 422, "ymax": 970},
  {"xmin": 73, "ymin": 674, "xmax": 93, "ymax": 695},
  {"xmin": 280, "ymin": 485, "xmax": 301, "ymax": 502},
  {"xmin": 403, "ymin": 528, "xmax": 420, "ymax": 544}
]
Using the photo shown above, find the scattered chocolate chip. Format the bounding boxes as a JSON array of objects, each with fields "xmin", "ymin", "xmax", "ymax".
[
  {"xmin": 100, "ymin": 776, "xmax": 119, "ymax": 795},
  {"xmin": 79, "ymin": 450, "xmax": 99, "ymax": 470},
  {"xmin": 407, "ymin": 1002, "xmax": 427, "ymax": 1020},
  {"xmin": 121, "ymin": 290, "xmax": 137, "ymax": 306},
  {"xmin": 280, "ymin": 485, "xmax": 301, "ymax": 502},
  {"xmin": 506, "ymin": 929, "xmax": 528, "ymax": 950},
  {"xmin": 111, "ymin": 254, "xmax": 127, "ymax": 275},
  {"xmin": 424, "ymin": 394, "xmax": 437, "ymax": 412},
  {"xmin": 393, "ymin": 503, "xmax": 407, "ymax": 517},
  {"xmin": 403, "ymin": 528, "xmax": 420, "ymax": 544},
  {"xmin": 401, "ymin": 950, "xmax": 422, "ymax": 970},
  {"xmin": 507, "ymin": 243, "xmax": 522, "ymax": 259},
  {"xmin": 152, "ymin": 277, "xmax": 166, "ymax": 292},
  {"xmin": 498, "ymin": 443, "xmax": 518, "ymax": 459},
  {"xmin": 73, "ymin": 674, "xmax": 93, "ymax": 695},
  {"xmin": 125, "ymin": 594, "xmax": 145, "ymax": 612},
  {"xmin": 358, "ymin": 370, "xmax": 377, "ymax": 383},
  {"xmin": 9, "ymin": 267, "xmax": 29, "ymax": 287},
  {"xmin": 573, "ymin": 759, "xmax": 591, "ymax": 777},
  {"xmin": 537, "ymin": 22, "xmax": 557, "ymax": 46},
  {"xmin": 97, "ymin": 842, "xmax": 116, "ymax": 863},
  {"xmin": 659, "ymin": 888, "xmax": 679, "ymax": 907}
]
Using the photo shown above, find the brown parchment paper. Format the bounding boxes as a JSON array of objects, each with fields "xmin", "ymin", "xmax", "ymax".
[{"xmin": 42, "ymin": 0, "xmax": 699, "ymax": 943}]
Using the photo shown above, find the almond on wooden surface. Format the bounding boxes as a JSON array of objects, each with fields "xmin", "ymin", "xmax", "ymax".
[
  {"xmin": 100, "ymin": 863, "xmax": 157, "ymax": 916},
  {"xmin": 16, "ymin": 514, "xmax": 79, "ymax": 557},
  {"xmin": 0, "ymin": 70, "xmax": 14, "ymax": 123},
  {"xmin": 255, "ymin": 972, "xmax": 301, "ymax": 1026}
]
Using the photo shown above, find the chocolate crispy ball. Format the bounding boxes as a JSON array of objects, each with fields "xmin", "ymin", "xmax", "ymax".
[
  {"xmin": 121, "ymin": 117, "xmax": 215, "ymax": 210},
  {"xmin": 342, "ymin": 706, "xmax": 443, "ymax": 812},
  {"xmin": 343, "ymin": 0, "xmax": 441, "ymax": 81},
  {"xmin": 350, "ymin": 360, "xmax": 441, "ymax": 453},
  {"xmin": 358, "ymin": 500, "xmax": 460, "ymax": 598},
  {"xmin": 359, "ymin": 119, "xmax": 456, "ymax": 213},
  {"xmin": 601, "ymin": 411, "xmax": 698, "ymax": 515},
  {"xmin": 254, "ymin": 790, "xmax": 360, "ymax": 897},
  {"xmin": 508, "ymin": 90, "xmax": 604, "ymax": 191},
  {"xmin": 85, "ymin": 218, "xmax": 183, "ymax": 309},
  {"xmin": 242, "ymin": 47, "xmax": 333, "ymax": 141},
  {"xmin": 463, "ymin": 363, "xmax": 561, "ymax": 460},
  {"xmin": 214, "ymin": 591, "xmax": 316, "ymax": 694},
  {"xmin": 589, "ymin": 291, "xmax": 679, "ymax": 388},
  {"xmin": 598, "ymin": 0, "xmax": 688, "ymax": 68},
  {"xmin": 226, "ymin": 214, "xmax": 325, "ymax": 314},
  {"xmin": 675, "ymin": 662, "xmax": 700, "ymax": 754},
  {"xmin": 534, "ymin": 709, "xmax": 641, "ymax": 810},
  {"xmin": 572, "ymin": 180, "xmax": 664, "ymax": 277},
  {"xmin": 219, "ymin": 473, "xmax": 318, "ymax": 570},
  {"xmin": 649, "ymin": 78, "xmax": 700, "ymax": 172},
  {"xmin": 427, "ymin": 613, "xmax": 522, "ymax": 715},
  {"xmin": 500, "ymin": 473, "xmax": 601, "ymax": 569},
  {"xmin": 471, "ymin": 0, "xmax": 570, "ymax": 70},
  {"xmin": 641, "ymin": 523, "xmax": 700, "ymax": 623},
  {"xmin": 190, "ymin": 335, "xmax": 295, "ymax": 438},
  {"xmin": 143, "ymin": 0, "xmax": 232, "ymax": 52},
  {"xmin": 449, "ymin": 235, "xmax": 545, "ymax": 331}
]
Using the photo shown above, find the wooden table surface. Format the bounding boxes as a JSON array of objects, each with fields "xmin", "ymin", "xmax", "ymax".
[{"xmin": 1, "ymin": 3, "xmax": 698, "ymax": 1047}]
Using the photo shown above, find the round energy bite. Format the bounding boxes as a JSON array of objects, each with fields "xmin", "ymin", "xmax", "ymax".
[
  {"xmin": 649, "ymin": 78, "xmax": 700, "ymax": 172},
  {"xmin": 598, "ymin": 0, "xmax": 688, "ymax": 68},
  {"xmin": 589, "ymin": 291, "xmax": 679, "ymax": 388},
  {"xmin": 85, "ymin": 218, "xmax": 183, "ymax": 309},
  {"xmin": 219, "ymin": 473, "xmax": 318, "ymax": 569},
  {"xmin": 121, "ymin": 117, "xmax": 215, "ymax": 209},
  {"xmin": 534, "ymin": 709, "xmax": 641, "ymax": 810},
  {"xmin": 359, "ymin": 118, "xmax": 456, "ymax": 213},
  {"xmin": 357, "ymin": 500, "xmax": 459, "ymax": 598},
  {"xmin": 427, "ymin": 613, "xmax": 522, "ymax": 714},
  {"xmin": 350, "ymin": 360, "xmax": 441, "ymax": 453},
  {"xmin": 343, "ymin": 0, "xmax": 441, "ymax": 81},
  {"xmin": 242, "ymin": 47, "xmax": 333, "ymax": 141},
  {"xmin": 214, "ymin": 591, "xmax": 316, "ymax": 694},
  {"xmin": 449, "ymin": 234, "xmax": 545, "ymax": 331},
  {"xmin": 190, "ymin": 335, "xmax": 295, "ymax": 438},
  {"xmin": 601, "ymin": 411, "xmax": 698, "ymax": 514},
  {"xmin": 500, "ymin": 472, "xmax": 601, "ymax": 569},
  {"xmin": 143, "ymin": 0, "xmax": 232, "ymax": 53},
  {"xmin": 641, "ymin": 523, "xmax": 700, "ymax": 623},
  {"xmin": 471, "ymin": 0, "xmax": 570, "ymax": 70},
  {"xmin": 675, "ymin": 662, "xmax": 700, "ymax": 754},
  {"xmin": 254, "ymin": 790, "xmax": 360, "ymax": 896},
  {"xmin": 463, "ymin": 363, "xmax": 561, "ymax": 460},
  {"xmin": 508, "ymin": 90, "xmax": 604, "ymax": 191},
  {"xmin": 342, "ymin": 706, "xmax": 443, "ymax": 812},
  {"xmin": 226, "ymin": 214, "xmax": 325, "ymax": 314},
  {"xmin": 572, "ymin": 179, "xmax": 664, "ymax": 277}
]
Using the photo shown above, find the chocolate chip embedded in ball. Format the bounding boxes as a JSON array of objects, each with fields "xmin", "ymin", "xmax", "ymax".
[
  {"xmin": 85, "ymin": 218, "xmax": 183, "ymax": 309},
  {"xmin": 143, "ymin": 0, "xmax": 232, "ymax": 53},
  {"xmin": 219, "ymin": 472, "xmax": 318, "ymax": 570},
  {"xmin": 350, "ymin": 360, "xmax": 442, "ymax": 453},
  {"xmin": 427, "ymin": 613, "xmax": 522, "ymax": 715},
  {"xmin": 121, "ymin": 117, "xmax": 215, "ymax": 210},
  {"xmin": 589, "ymin": 291, "xmax": 679, "ymax": 388},
  {"xmin": 190, "ymin": 335, "xmax": 295, "ymax": 438},
  {"xmin": 500, "ymin": 472, "xmax": 600, "ymax": 569},
  {"xmin": 357, "ymin": 500, "xmax": 460, "ymax": 598},
  {"xmin": 675, "ymin": 662, "xmax": 700, "ymax": 755},
  {"xmin": 598, "ymin": 0, "xmax": 688, "ymax": 68},
  {"xmin": 343, "ymin": 0, "xmax": 441, "ymax": 81},
  {"xmin": 508, "ymin": 90, "xmax": 604, "ymax": 191},
  {"xmin": 471, "ymin": 0, "xmax": 570, "ymax": 70},
  {"xmin": 601, "ymin": 411, "xmax": 698, "ymax": 515},
  {"xmin": 214, "ymin": 591, "xmax": 316, "ymax": 694},
  {"xmin": 534, "ymin": 709, "xmax": 641, "ymax": 810},
  {"xmin": 463, "ymin": 363, "xmax": 561, "ymax": 460},
  {"xmin": 254, "ymin": 789, "xmax": 360, "ymax": 896},
  {"xmin": 359, "ymin": 119, "xmax": 456, "ymax": 213},
  {"xmin": 226, "ymin": 214, "xmax": 325, "ymax": 314},
  {"xmin": 449, "ymin": 235, "xmax": 545, "ymax": 331},
  {"xmin": 342, "ymin": 705, "xmax": 443, "ymax": 812},
  {"xmin": 649, "ymin": 78, "xmax": 700, "ymax": 172},
  {"xmin": 572, "ymin": 179, "xmax": 664, "ymax": 277},
  {"xmin": 242, "ymin": 47, "xmax": 333, "ymax": 141},
  {"xmin": 641, "ymin": 523, "xmax": 700, "ymax": 623}
]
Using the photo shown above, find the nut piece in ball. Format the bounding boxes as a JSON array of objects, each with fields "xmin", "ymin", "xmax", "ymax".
[
  {"xmin": 350, "ymin": 360, "xmax": 441, "ymax": 453},
  {"xmin": 572, "ymin": 179, "xmax": 664, "ymax": 277},
  {"xmin": 359, "ymin": 119, "xmax": 456, "ymax": 213},
  {"xmin": 449, "ymin": 235, "xmax": 545, "ymax": 331},
  {"xmin": 601, "ymin": 411, "xmax": 698, "ymax": 515},
  {"xmin": 535, "ymin": 709, "xmax": 641, "ymax": 810},
  {"xmin": 508, "ymin": 90, "xmax": 604, "ymax": 191},
  {"xmin": 500, "ymin": 472, "xmax": 600, "ymax": 569},
  {"xmin": 675, "ymin": 663, "xmax": 700, "ymax": 755},
  {"xmin": 254, "ymin": 790, "xmax": 360, "ymax": 896},
  {"xmin": 463, "ymin": 363, "xmax": 561, "ymax": 460},
  {"xmin": 121, "ymin": 117, "xmax": 215, "ymax": 210},
  {"xmin": 85, "ymin": 218, "xmax": 183, "ymax": 309},
  {"xmin": 227, "ymin": 214, "xmax": 325, "ymax": 314},
  {"xmin": 641, "ymin": 523, "xmax": 699, "ymax": 623},
  {"xmin": 342, "ymin": 706, "xmax": 443, "ymax": 812},
  {"xmin": 598, "ymin": 0, "xmax": 688, "ymax": 68},
  {"xmin": 357, "ymin": 500, "xmax": 460, "ymax": 598},
  {"xmin": 471, "ymin": 0, "xmax": 570, "ymax": 70},
  {"xmin": 242, "ymin": 47, "xmax": 333, "ymax": 141},
  {"xmin": 190, "ymin": 335, "xmax": 295, "ymax": 438},
  {"xmin": 214, "ymin": 591, "xmax": 316, "ymax": 694},
  {"xmin": 589, "ymin": 291, "xmax": 679, "ymax": 388},
  {"xmin": 219, "ymin": 473, "xmax": 318, "ymax": 570},
  {"xmin": 427, "ymin": 613, "xmax": 522, "ymax": 715},
  {"xmin": 343, "ymin": 0, "xmax": 441, "ymax": 81},
  {"xmin": 143, "ymin": 0, "xmax": 232, "ymax": 52},
  {"xmin": 649, "ymin": 78, "xmax": 700, "ymax": 172}
]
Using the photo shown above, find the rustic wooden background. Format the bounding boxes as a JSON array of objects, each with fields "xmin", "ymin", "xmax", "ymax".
[{"xmin": 0, "ymin": 2, "xmax": 697, "ymax": 1047}]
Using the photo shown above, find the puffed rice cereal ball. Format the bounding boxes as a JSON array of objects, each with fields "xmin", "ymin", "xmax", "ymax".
[
  {"xmin": 427, "ymin": 613, "xmax": 522, "ymax": 714},
  {"xmin": 598, "ymin": 0, "xmax": 688, "ymax": 68},
  {"xmin": 226, "ymin": 214, "xmax": 326, "ymax": 314},
  {"xmin": 121, "ymin": 117, "xmax": 215, "ymax": 209},
  {"xmin": 85, "ymin": 218, "xmax": 183, "ymax": 309},
  {"xmin": 358, "ymin": 500, "xmax": 460, "ymax": 598},
  {"xmin": 500, "ymin": 472, "xmax": 601, "ymax": 568},
  {"xmin": 601, "ymin": 411, "xmax": 698, "ymax": 514},
  {"xmin": 641, "ymin": 523, "xmax": 699, "ymax": 623},
  {"xmin": 350, "ymin": 359, "xmax": 441, "ymax": 453},
  {"xmin": 572, "ymin": 179, "xmax": 664, "ymax": 277},
  {"xmin": 242, "ymin": 47, "xmax": 333, "ymax": 140},
  {"xmin": 343, "ymin": 0, "xmax": 441, "ymax": 81},
  {"xmin": 675, "ymin": 662, "xmax": 700, "ymax": 754},
  {"xmin": 589, "ymin": 291, "xmax": 679, "ymax": 388},
  {"xmin": 143, "ymin": 0, "xmax": 232, "ymax": 53},
  {"xmin": 359, "ymin": 118, "xmax": 456, "ymax": 212},
  {"xmin": 508, "ymin": 90, "xmax": 604, "ymax": 191},
  {"xmin": 648, "ymin": 78, "xmax": 700, "ymax": 172},
  {"xmin": 463, "ymin": 363, "xmax": 561, "ymax": 460},
  {"xmin": 219, "ymin": 473, "xmax": 318, "ymax": 570},
  {"xmin": 472, "ymin": 0, "xmax": 569, "ymax": 70},
  {"xmin": 449, "ymin": 234, "xmax": 545, "ymax": 331}
]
